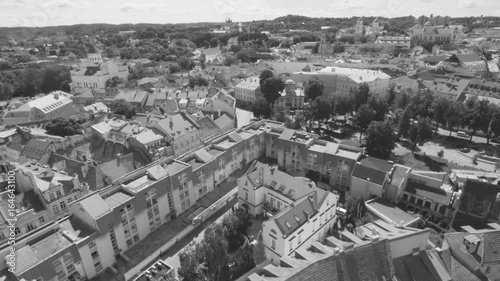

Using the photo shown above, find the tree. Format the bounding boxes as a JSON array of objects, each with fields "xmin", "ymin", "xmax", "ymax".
[
  {"xmin": 463, "ymin": 96, "xmax": 490, "ymax": 142},
  {"xmin": 110, "ymin": 99, "xmax": 136, "ymax": 119},
  {"xmin": 261, "ymin": 77, "xmax": 284, "ymax": 106},
  {"xmin": 189, "ymin": 76, "xmax": 209, "ymax": 88},
  {"xmin": 368, "ymin": 96, "xmax": 388, "ymax": 121},
  {"xmin": 304, "ymin": 98, "xmax": 331, "ymax": 130},
  {"xmin": 45, "ymin": 117, "xmax": 81, "ymax": 137},
  {"xmin": 235, "ymin": 51, "xmax": 250, "ymax": 63},
  {"xmin": 430, "ymin": 97, "xmax": 451, "ymax": 131},
  {"xmin": 304, "ymin": 77, "xmax": 324, "ymax": 102},
  {"xmin": 408, "ymin": 118, "xmax": 433, "ymax": 152},
  {"xmin": 259, "ymin": 69, "xmax": 274, "ymax": 88},
  {"xmin": 168, "ymin": 63, "xmax": 181, "ymax": 73},
  {"xmin": 106, "ymin": 76, "xmax": 121, "ymax": 88},
  {"xmin": 444, "ymin": 101, "xmax": 464, "ymax": 136},
  {"xmin": 312, "ymin": 42, "xmax": 320, "ymax": 54},
  {"xmin": 222, "ymin": 209, "xmax": 251, "ymax": 252},
  {"xmin": 385, "ymin": 86, "xmax": 396, "ymax": 107},
  {"xmin": 355, "ymin": 104, "xmax": 375, "ymax": 138},
  {"xmin": 177, "ymin": 56, "xmax": 194, "ymax": 70},
  {"xmin": 39, "ymin": 65, "xmax": 71, "ymax": 93},
  {"xmin": 354, "ymin": 83, "xmax": 370, "ymax": 110},
  {"xmin": 398, "ymin": 108, "xmax": 411, "ymax": 138},
  {"xmin": 366, "ymin": 121, "xmax": 396, "ymax": 159},
  {"xmin": 223, "ymin": 55, "xmax": 238, "ymax": 66},
  {"xmin": 210, "ymin": 38, "xmax": 219, "ymax": 48},
  {"xmin": 251, "ymin": 98, "xmax": 271, "ymax": 118}
]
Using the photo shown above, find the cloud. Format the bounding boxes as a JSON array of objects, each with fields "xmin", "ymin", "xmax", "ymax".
[
  {"xmin": 459, "ymin": 0, "xmax": 481, "ymax": 8},
  {"xmin": 120, "ymin": 3, "xmax": 167, "ymax": 13},
  {"xmin": 420, "ymin": 0, "xmax": 434, "ymax": 2},
  {"xmin": 1, "ymin": 0, "xmax": 25, "ymax": 8}
]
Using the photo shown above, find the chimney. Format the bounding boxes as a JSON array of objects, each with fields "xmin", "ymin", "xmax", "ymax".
[
  {"xmin": 333, "ymin": 247, "xmax": 340, "ymax": 256},
  {"xmin": 270, "ymin": 166, "xmax": 275, "ymax": 175},
  {"xmin": 117, "ymin": 153, "xmax": 123, "ymax": 166},
  {"xmin": 53, "ymin": 92, "xmax": 59, "ymax": 99},
  {"xmin": 370, "ymin": 234, "xmax": 380, "ymax": 243}
]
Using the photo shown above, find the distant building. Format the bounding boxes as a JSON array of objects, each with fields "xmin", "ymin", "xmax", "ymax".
[
  {"xmin": 290, "ymin": 66, "xmax": 391, "ymax": 96},
  {"xmin": 70, "ymin": 44, "xmax": 128, "ymax": 95},
  {"xmin": 410, "ymin": 16, "xmax": 465, "ymax": 44},
  {"xmin": 275, "ymin": 79, "xmax": 305, "ymax": 109},
  {"xmin": 234, "ymin": 77, "xmax": 261, "ymax": 105},
  {"xmin": 2, "ymin": 91, "xmax": 76, "ymax": 126}
]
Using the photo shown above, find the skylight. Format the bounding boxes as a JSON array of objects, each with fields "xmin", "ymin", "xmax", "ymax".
[
  {"xmin": 294, "ymin": 215, "xmax": 300, "ymax": 222},
  {"xmin": 285, "ymin": 221, "xmax": 291, "ymax": 229}
]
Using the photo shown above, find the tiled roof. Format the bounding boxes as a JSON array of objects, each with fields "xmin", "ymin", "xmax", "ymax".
[
  {"xmin": 21, "ymin": 139, "xmax": 51, "ymax": 160},
  {"xmin": 153, "ymin": 113, "xmax": 199, "ymax": 139},
  {"xmin": 273, "ymin": 196, "xmax": 317, "ymax": 236},
  {"xmin": 450, "ymin": 255, "xmax": 482, "ymax": 281},
  {"xmin": 99, "ymin": 153, "xmax": 135, "ymax": 183},
  {"xmin": 359, "ymin": 157, "xmax": 394, "ymax": 172},
  {"xmin": 444, "ymin": 230, "xmax": 500, "ymax": 268},
  {"xmin": 213, "ymin": 114, "xmax": 233, "ymax": 129},
  {"xmin": 405, "ymin": 178, "xmax": 447, "ymax": 196},
  {"xmin": 393, "ymin": 251, "xmax": 450, "ymax": 281},
  {"xmin": 351, "ymin": 164, "xmax": 387, "ymax": 185},
  {"xmin": 197, "ymin": 116, "xmax": 220, "ymax": 140},
  {"xmin": 456, "ymin": 54, "xmax": 482, "ymax": 63}
]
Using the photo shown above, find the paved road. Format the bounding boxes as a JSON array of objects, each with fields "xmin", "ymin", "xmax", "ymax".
[{"xmin": 436, "ymin": 127, "xmax": 489, "ymax": 144}]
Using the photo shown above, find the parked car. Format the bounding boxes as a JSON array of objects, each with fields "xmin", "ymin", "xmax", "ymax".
[{"xmin": 457, "ymin": 131, "xmax": 469, "ymax": 139}]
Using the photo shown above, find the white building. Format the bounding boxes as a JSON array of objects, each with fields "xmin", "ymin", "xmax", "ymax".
[
  {"xmin": 70, "ymin": 45, "xmax": 128, "ymax": 95},
  {"xmin": 234, "ymin": 77, "xmax": 261, "ymax": 105},
  {"xmin": 2, "ymin": 91, "xmax": 76, "ymax": 126},
  {"xmin": 237, "ymin": 162, "xmax": 338, "ymax": 264}
]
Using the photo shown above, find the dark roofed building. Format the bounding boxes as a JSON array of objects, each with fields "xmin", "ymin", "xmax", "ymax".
[{"xmin": 20, "ymin": 139, "xmax": 52, "ymax": 164}]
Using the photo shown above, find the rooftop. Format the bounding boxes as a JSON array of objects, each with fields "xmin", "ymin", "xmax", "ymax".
[
  {"xmin": 78, "ymin": 193, "xmax": 112, "ymax": 220},
  {"xmin": 366, "ymin": 198, "xmax": 420, "ymax": 226}
]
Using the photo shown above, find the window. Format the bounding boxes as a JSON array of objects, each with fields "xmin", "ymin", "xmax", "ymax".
[
  {"xmin": 56, "ymin": 191, "xmax": 62, "ymax": 198},
  {"xmin": 68, "ymin": 198, "xmax": 72, "ymax": 203},
  {"xmin": 245, "ymin": 192, "xmax": 248, "ymax": 201},
  {"xmin": 52, "ymin": 205, "xmax": 59, "ymax": 214},
  {"xmin": 15, "ymin": 227, "xmax": 21, "ymax": 235},
  {"xmin": 271, "ymin": 239, "xmax": 276, "ymax": 250},
  {"xmin": 60, "ymin": 201, "xmax": 67, "ymax": 210},
  {"xmin": 39, "ymin": 216, "xmax": 45, "ymax": 224},
  {"xmin": 49, "ymin": 193, "xmax": 55, "ymax": 201}
]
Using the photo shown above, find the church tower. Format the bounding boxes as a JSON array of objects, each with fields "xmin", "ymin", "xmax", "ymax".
[
  {"xmin": 85, "ymin": 43, "xmax": 103, "ymax": 63},
  {"xmin": 355, "ymin": 18, "xmax": 364, "ymax": 36}
]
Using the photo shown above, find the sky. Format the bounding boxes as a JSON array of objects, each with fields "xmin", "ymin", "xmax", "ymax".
[{"xmin": 1, "ymin": 0, "xmax": 500, "ymax": 27}]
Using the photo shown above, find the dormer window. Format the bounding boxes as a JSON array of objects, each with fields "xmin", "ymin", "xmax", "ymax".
[
  {"xmin": 285, "ymin": 221, "xmax": 291, "ymax": 229},
  {"xmin": 294, "ymin": 215, "xmax": 300, "ymax": 223}
]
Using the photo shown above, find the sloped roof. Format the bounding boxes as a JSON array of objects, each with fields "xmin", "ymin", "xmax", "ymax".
[
  {"xmin": 273, "ymin": 196, "xmax": 318, "ymax": 237},
  {"xmin": 154, "ymin": 113, "xmax": 199, "ymax": 139},
  {"xmin": 445, "ymin": 229, "xmax": 500, "ymax": 267},
  {"xmin": 21, "ymin": 139, "xmax": 51, "ymax": 160},
  {"xmin": 79, "ymin": 193, "xmax": 111, "ymax": 219},
  {"xmin": 456, "ymin": 54, "xmax": 482, "ymax": 63},
  {"xmin": 214, "ymin": 114, "xmax": 233, "ymax": 129},
  {"xmin": 99, "ymin": 153, "xmax": 135, "ymax": 183}
]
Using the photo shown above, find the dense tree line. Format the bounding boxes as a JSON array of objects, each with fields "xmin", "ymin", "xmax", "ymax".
[{"xmin": 0, "ymin": 64, "xmax": 71, "ymax": 100}]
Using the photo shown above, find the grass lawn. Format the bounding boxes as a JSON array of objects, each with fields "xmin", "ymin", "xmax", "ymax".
[{"xmin": 390, "ymin": 152, "xmax": 479, "ymax": 173}]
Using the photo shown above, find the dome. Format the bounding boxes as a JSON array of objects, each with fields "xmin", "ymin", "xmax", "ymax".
[{"xmin": 285, "ymin": 79, "xmax": 295, "ymax": 84}]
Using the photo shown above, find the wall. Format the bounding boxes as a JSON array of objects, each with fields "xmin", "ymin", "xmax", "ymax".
[
  {"xmin": 350, "ymin": 177, "xmax": 384, "ymax": 200},
  {"xmin": 389, "ymin": 229, "xmax": 430, "ymax": 259}
]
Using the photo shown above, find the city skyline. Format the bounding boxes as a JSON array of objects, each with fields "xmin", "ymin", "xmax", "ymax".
[{"xmin": 1, "ymin": 0, "xmax": 500, "ymax": 28}]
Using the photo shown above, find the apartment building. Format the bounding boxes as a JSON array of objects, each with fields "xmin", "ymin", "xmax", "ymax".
[
  {"xmin": 265, "ymin": 127, "xmax": 363, "ymax": 195},
  {"xmin": 234, "ymin": 77, "xmax": 261, "ymax": 105},
  {"xmin": 248, "ymin": 219, "xmax": 432, "ymax": 281},
  {"xmin": 0, "ymin": 162, "xmax": 89, "ymax": 245},
  {"xmin": 238, "ymin": 162, "xmax": 339, "ymax": 264},
  {"xmin": 0, "ymin": 119, "xmax": 365, "ymax": 280}
]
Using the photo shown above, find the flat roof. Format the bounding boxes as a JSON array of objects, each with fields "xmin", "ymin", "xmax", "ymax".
[
  {"xmin": 104, "ymin": 192, "xmax": 133, "ymax": 209},
  {"xmin": 59, "ymin": 217, "xmax": 96, "ymax": 243}
]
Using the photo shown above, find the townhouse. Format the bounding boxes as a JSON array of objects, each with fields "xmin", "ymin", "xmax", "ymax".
[
  {"xmin": 234, "ymin": 77, "xmax": 261, "ymax": 105},
  {"xmin": 0, "ymin": 162, "xmax": 89, "ymax": 246},
  {"xmin": 238, "ymin": 161, "xmax": 339, "ymax": 264}
]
